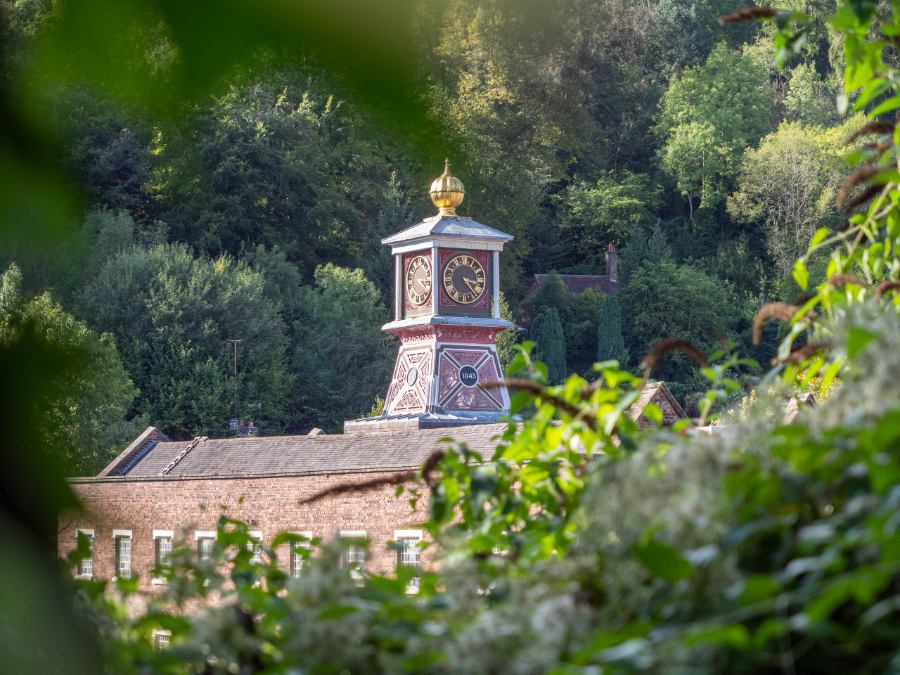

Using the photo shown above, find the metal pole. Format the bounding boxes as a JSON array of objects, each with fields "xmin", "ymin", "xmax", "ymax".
[{"xmin": 226, "ymin": 339, "xmax": 242, "ymax": 423}]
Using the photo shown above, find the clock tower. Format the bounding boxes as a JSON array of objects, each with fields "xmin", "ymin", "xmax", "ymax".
[{"xmin": 344, "ymin": 161, "xmax": 515, "ymax": 432}]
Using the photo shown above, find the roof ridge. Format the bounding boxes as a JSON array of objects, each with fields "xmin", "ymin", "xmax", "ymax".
[{"xmin": 159, "ymin": 436, "xmax": 207, "ymax": 476}]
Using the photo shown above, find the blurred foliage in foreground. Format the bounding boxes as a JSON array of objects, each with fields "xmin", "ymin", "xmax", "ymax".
[
  {"xmin": 3, "ymin": 0, "xmax": 900, "ymax": 672},
  {"xmin": 59, "ymin": 1, "xmax": 900, "ymax": 672}
]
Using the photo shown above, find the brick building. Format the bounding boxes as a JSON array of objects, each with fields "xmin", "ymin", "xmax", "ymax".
[
  {"xmin": 60, "ymin": 424, "xmax": 505, "ymax": 589},
  {"xmin": 58, "ymin": 165, "xmax": 685, "ymax": 590}
]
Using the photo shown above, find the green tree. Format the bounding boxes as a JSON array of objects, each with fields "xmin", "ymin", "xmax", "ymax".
[
  {"xmin": 562, "ymin": 288, "xmax": 605, "ymax": 376},
  {"xmin": 596, "ymin": 294, "xmax": 627, "ymax": 365},
  {"xmin": 0, "ymin": 264, "xmax": 136, "ymax": 475},
  {"xmin": 77, "ymin": 244, "xmax": 291, "ymax": 438},
  {"xmin": 620, "ymin": 261, "xmax": 732, "ymax": 381},
  {"xmin": 619, "ymin": 220, "xmax": 673, "ymax": 283},
  {"xmin": 290, "ymin": 264, "xmax": 394, "ymax": 432},
  {"xmin": 645, "ymin": 221, "xmax": 674, "ymax": 264},
  {"xmin": 561, "ymin": 171, "xmax": 661, "ymax": 257},
  {"xmin": 243, "ymin": 244, "xmax": 305, "ymax": 324},
  {"xmin": 494, "ymin": 291, "xmax": 520, "ymax": 372},
  {"xmin": 530, "ymin": 306, "xmax": 566, "ymax": 383},
  {"xmin": 784, "ymin": 62, "xmax": 839, "ymax": 126},
  {"xmin": 359, "ymin": 171, "xmax": 414, "ymax": 304},
  {"xmin": 728, "ymin": 117, "xmax": 863, "ymax": 278},
  {"xmin": 55, "ymin": 89, "xmax": 159, "ymax": 223},
  {"xmin": 160, "ymin": 72, "xmax": 392, "ymax": 278},
  {"xmin": 657, "ymin": 42, "xmax": 775, "ymax": 215},
  {"xmin": 531, "ymin": 273, "xmax": 567, "ymax": 316}
]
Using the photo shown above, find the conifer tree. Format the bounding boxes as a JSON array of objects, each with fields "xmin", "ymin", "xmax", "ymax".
[
  {"xmin": 646, "ymin": 222, "xmax": 673, "ymax": 264},
  {"xmin": 531, "ymin": 273, "xmax": 567, "ymax": 316},
  {"xmin": 596, "ymin": 295, "xmax": 627, "ymax": 365},
  {"xmin": 530, "ymin": 307, "xmax": 566, "ymax": 384}
]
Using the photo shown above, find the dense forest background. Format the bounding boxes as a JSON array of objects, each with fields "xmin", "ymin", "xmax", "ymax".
[{"xmin": 1, "ymin": 0, "xmax": 857, "ymax": 472}]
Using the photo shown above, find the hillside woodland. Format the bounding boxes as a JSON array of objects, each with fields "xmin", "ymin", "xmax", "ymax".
[{"xmin": 0, "ymin": 0, "xmax": 867, "ymax": 473}]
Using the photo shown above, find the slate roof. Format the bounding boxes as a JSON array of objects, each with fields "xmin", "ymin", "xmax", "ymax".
[
  {"xmin": 98, "ymin": 424, "xmax": 509, "ymax": 480},
  {"xmin": 88, "ymin": 384, "xmax": 687, "ymax": 481},
  {"xmin": 525, "ymin": 274, "xmax": 618, "ymax": 302},
  {"xmin": 382, "ymin": 215, "xmax": 513, "ymax": 246}
]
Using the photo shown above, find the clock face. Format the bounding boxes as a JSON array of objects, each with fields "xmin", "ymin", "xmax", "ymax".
[
  {"xmin": 442, "ymin": 254, "xmax": 487, "ymax": 305},
  {"xmin": 405, "ymin": 254, "xmax": 432, "ymax": 306}
]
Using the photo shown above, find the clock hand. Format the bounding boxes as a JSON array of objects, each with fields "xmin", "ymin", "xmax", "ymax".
[{"xmin": 463, "ymin": 276, "xmax": 480, "ymax": 292}]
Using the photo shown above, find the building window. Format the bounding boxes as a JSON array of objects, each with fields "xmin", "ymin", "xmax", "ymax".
[
  {"xmin": 114, "ymin": 531, "xmax": 132, "ymax": 579},
  {"xmin": 395, "ymin": 530, "xmax": 423, "ymax": 592},
  {"xmin": 340, "ymin": 531, "xmax": 366, "ymax": 581},
  {"xmin": 248, "ymin": 531, "xmax": 263, "ymax": 564},
  {"xmin": 152, "ymin": 629, "xmax": 171, "ymax": 650},
  {"xmin": 195, "ymin": 531, "xmax": 216, "ymax": 561},
  {"xmin": 76, "ymin": 529, "xmax": 94, "ymax": 578},
  {"xmin": 152, "ymin": 530, "xmax": 174, "ymax": 575},
  {"xmin": 155, "ymin": 536, "xmax": 172, "ymax": 568},
  {"xmin": 290, "ymin": 532, "xmax": 313, "ymax": 578},
  {"xmin": 198, "ymin": 537, "xmax": 214, "ymax": 561}
]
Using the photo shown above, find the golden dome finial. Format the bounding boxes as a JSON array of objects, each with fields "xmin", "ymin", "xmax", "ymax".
[{"xmin": 430, "ymin": 158, "xmax": 465, "ymax": 216}]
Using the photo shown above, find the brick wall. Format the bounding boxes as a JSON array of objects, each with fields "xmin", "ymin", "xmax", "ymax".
[{"xmin": 59, "ymin": 471, "xmax": 429, "ymax": 591}]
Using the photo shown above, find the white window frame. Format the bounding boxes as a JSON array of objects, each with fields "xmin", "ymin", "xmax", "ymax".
[
  {"xmin": 339, "ymin": 530, "xmax": 367, "ymax": 581},
  {"xmin": 152, "ymin": 529, "xmax": 174, "ymax": 586},
  {"xmin": 194, "ymin": 530, "xmax": 216, "ymax": 561},
  {"xmin": 152, "ymin": 629, "xmax": 172, "ymax": 650},
  {"xmin": 289, "ymin": 531, "xmax": 313, "ymax": 578},
  {"xmin": 75, "ymin": 528, "xmax": 94, "ymax": 579},
  {"xmin": 248, "ymin": 530, "xmax": 263, "ymax": 564},
  {"xmin": 395, "ymin": 529, "xmax": 423, "ymax": 593},
  {"xmin": 113, "ymin": 529, "xmax": 132, "ymax": 580}
]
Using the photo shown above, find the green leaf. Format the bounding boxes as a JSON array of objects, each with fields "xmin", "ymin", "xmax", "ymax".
[
  {"xmin": 642, "ymin": 403, "xmax": 663, "ymax": 425},
  {"xmin": 821, "ymin": 357, "xmax": 844, "ymax": 390},
  {"xmin": 739, "ymin": 575, "xmax": 782, "ymax": 605},
  {"xmin": 632, "ymin": 534, "xmax": 693, "ymax": 583},
  {"xmin": 847, "ymin": 326, "xmax": 876, "ymax": 358},
  {"xmin": 684, "ymin": 624, "xmax": 749, "ymax": 648},
  {"xmin": 793, "ymin": 259, "xmax": 809, "ymax": 291},
  {"xmin": 809, "ymin": 227, "xmax": 829, "ymax": 251},
  {"xmin": 870, "ymin": 95, "xmax": 900, "ymax": 116},
  {"xmin": 317, "ymin": 604, "xmax": 360, "ymax": 620}
]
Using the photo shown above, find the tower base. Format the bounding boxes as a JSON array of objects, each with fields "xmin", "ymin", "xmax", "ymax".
[{"xmin": 344, "ymin": 318, "xmax": 513, "ymax": 434}]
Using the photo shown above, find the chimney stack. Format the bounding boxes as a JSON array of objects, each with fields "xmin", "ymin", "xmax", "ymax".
[{"xmin": 605, "ymin": 243, "xmax": 618, "ymax": 282}]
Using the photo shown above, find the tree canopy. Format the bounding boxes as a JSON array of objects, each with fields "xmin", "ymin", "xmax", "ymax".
[
  {"xmin": 78, "ymin": 244, "xmax": 291, "ymax": 438},
  {"xmin": 0, "ymin": 264, "xmax": 136, "ymax": 475}
]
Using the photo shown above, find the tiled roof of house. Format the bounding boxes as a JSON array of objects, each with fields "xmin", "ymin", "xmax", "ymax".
[
  {"xmin": 525, "ymin": 274, "xmax": 618, "ymax": 303},
  {"xmin": 628, "ymin": 381, "xmax": 688, "ymax": 425},
  {"xmin": 96, "ymin": 423, "xmax": 509, "ymax": 480}
]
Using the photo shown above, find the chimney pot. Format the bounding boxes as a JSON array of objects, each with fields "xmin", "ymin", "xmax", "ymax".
[{"xmin": 605, "ymin": 243, "xmax": 618, "ymax": 282}]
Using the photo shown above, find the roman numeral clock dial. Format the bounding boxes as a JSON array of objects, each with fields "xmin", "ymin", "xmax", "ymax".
[
  {"xmin": 442, "ymin": 254, "xmax": 486, "ymax": 305},
  {"xmin": 405, "ymin": 254, "xmax": 433, "ymax": 306}
]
